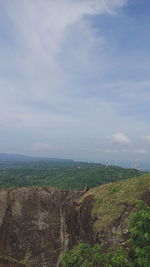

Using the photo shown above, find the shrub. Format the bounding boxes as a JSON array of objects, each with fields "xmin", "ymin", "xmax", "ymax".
[{"xmin": 61, "ymin": 201, "xmax": 150, "ymax": 267}]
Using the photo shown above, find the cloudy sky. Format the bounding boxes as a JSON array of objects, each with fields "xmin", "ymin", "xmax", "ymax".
[{"xmin": 0, "ymin": 0, "xmax": 150, "ymax": 164}]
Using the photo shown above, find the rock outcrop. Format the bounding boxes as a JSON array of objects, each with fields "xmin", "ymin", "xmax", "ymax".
[
  {"xmin": 0, "ymin": 183, "xmax": 149, "ymax": 267},
  {"xmin": 0, "ymin": 187, "xmax": 83, "ymax": 266}
]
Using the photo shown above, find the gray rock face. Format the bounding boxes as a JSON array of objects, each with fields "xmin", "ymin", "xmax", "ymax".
[
  {"xmin": 0, "ymin": 188, "xmax": 89, "ymax": 267},
  {"xmin": 0, "ymin": 187, "xmax": 149, "ymax": 267}
]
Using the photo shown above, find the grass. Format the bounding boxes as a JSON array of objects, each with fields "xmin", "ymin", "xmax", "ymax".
[
  {"xmin": 77, "ymin": 174, "xmax": 150, "ymax": 231},
  {"xmin": 20, "ymin": 251, "xmax": 31, "ymax": 265}
]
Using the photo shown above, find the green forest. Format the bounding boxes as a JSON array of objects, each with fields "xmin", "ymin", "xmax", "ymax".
[{"xmin": 0, "ymin": 160, "xmax": 142, "ymax": 190}]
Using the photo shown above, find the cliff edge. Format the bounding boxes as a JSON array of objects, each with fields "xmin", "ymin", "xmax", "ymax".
[{"xmin": 0, "ymin": 174, "xmax": 149, "ymax": 266}]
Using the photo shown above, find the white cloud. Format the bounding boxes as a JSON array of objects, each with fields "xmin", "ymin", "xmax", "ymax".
[
  {"xmin": 4, "ymin": 0, "xmax": 126, "ymax": 58},
  {"xmin": 32, "ymin": 143, "xmax": 64, "ymax": 151},
  {"xmin": 32, "ymin": 143, "xmax": 50, "ymax": 150},
  {"xmin": 142, "ymin": 135, "xmax": 150, "ymax": 143},
  {"xmin": 0, "ymin": 0, "xmax": 128, "ymax": 106},
  {"xmin": 121, "ymin": 149, "xmax": 129, "ymax": 153},
  {"xmin": 2, "ymin": 0, "xmax": 150, "ymax": 162},
  {"xmin": 134, "ymin": 149, "xmax": 148, "ymax": 154},
  {"xmin": 103, "ymin": 149, "xmax": 118, "ymax": 153},
  {"xmin": 108, "ymin": 132, "xmax": 130, "ymax": 144}
]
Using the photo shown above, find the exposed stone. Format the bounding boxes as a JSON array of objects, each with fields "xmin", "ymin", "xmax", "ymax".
[{"xmin": 0, "ymin": 187, "xmax": 149, "ymax": 267}]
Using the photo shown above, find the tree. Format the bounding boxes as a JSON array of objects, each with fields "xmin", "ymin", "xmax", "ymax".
[
  {"xmin": 128, "ymin": 200, "xmax": 150, "ymax": 267},
  {"xmin": 61, "ymin": 200, "xmax": 150, "ymax": 267}
]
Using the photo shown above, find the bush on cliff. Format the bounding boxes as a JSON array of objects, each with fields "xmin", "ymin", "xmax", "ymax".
[
  {"xmin": 61, "ymin": 201, "xmax": 150, "ymax": 267},
  {"xmin": 128, "ymin": 200, "xmax": 150, "ymax": 267}
]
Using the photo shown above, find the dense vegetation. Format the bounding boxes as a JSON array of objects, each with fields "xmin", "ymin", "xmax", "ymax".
[
  {"xmin": 61, "ymin": 201, "xmax": 150, "ymax": 267},
  {"xmin": 78, "ymin": 174, "xmax": 150, "ymax": 230},
  {"xmin": 0, "ymin": 159, "xmax": 142, "ymax": 190}
]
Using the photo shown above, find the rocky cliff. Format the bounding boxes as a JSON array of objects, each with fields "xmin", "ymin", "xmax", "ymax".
[
  {"xmin": 0, "ymin": 187, "xmax": 83, "ymax": 266},
  {"xmin": 0, "ymin": 174, "xmax": 149, "ymax": 267}
]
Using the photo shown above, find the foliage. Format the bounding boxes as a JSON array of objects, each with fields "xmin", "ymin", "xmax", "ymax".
[
  {"xmin": 61, "ymin": 243, "xmax": 106, "ymax": 267},
  {"xmin": 61, "ymin": 243, "xmax": 132, "ymax": 267},
  {"xmin": 0, "ymin": 160, "xmax": 142, "ymax": 190},
  {"xmin": 20, "ymin": 251, "xmax": 31, "ymax": 264},
  {"xmin": 61, "ymin": 201, "xmax": 150, "ymax": 267},
  {"xmin": 128, "ymin": 200, "xmax": 150, "ymax": 267},
  {"xmin": 106, "ymin": 246, "xmax": 132, "ymax": 267}
]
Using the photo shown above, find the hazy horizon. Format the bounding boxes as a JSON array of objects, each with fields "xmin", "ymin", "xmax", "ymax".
[{"xmin": 1, "ymin": 0, "xmax": 150, "ymax": 163}]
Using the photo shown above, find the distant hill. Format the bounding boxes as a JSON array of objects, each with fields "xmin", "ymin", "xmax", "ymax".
[
  {"xmin": 1, "ymin": 153, "xmax": 150, "ymax": 171},
  {"xmin": 0, "ymin": 153, "xmax": 73, "ymax": 167},
  {"xmin": 0, "ymin": 153, "xmax": 31, "ymax": 161},
  {"xmin": 0, "ymin": 157, "xmax": 142, "ymax": 189}
]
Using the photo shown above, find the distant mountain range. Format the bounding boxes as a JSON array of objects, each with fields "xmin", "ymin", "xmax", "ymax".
[
  {"xmin": 0, "ymin": 153, "xmax": 31, "ymax": 161},
  {"xmin": 0, "ymin": 153, "xmax": 149, "ymax": 171},
  {"xmin": 0, "ymin": 153, "xmax": 74, "ymax": 165}
]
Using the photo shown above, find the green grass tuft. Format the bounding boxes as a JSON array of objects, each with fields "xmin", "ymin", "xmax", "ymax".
[{"xmin": 78, "ymin": 174, "xmax": 150, "ymax": 231}]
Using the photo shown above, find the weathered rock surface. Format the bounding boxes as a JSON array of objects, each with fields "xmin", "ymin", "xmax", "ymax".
[
  {"xmin": 0, "ymin": 186, "xmax": 149, "ymax": 267},
  {"xmin": 0, "ymin": 188, "xmax": 84, "ymax": 267},
  {"xmin": 0, "ymin": 255, "xmax": 25, "ymax": 267},
  {"xmin": 0, "ymin": 265, "xmax": 24, "ymax": 267}
]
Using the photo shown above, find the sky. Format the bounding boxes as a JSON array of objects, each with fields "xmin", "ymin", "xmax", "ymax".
[{"xmin": 0, "ymin": 0, "xmax": 150, "ymax": 164}]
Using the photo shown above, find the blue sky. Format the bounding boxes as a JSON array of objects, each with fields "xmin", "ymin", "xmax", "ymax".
[{"xmin": 0, "ymin": 0, "xmax": 150, "ymax": 164}]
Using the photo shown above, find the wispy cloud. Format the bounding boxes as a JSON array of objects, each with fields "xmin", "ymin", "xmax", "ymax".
[
  {"xmin": 1, "ymin": 0, "xmax": 150, "ymax": 161},
  {"xmin": 142, "ymin": 135, "xmax": 150, "ymax": 143},
  {"xmin": 108, "ymin": 132, "xmax": 130, "ymax": 144},
  {"xmin": 0, "ymin": 0, "xmax": 128, "ymax": 111},
  {"xmin": 32, "ymin": 142, "xmax": 64, "ymax": 152}
]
